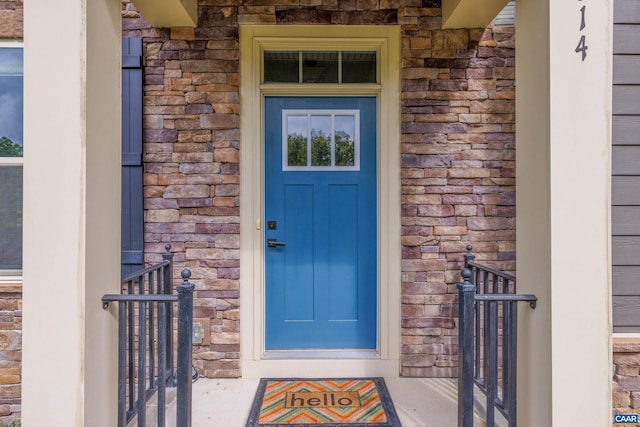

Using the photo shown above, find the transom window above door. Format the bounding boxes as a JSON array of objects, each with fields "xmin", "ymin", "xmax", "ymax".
[
  {"xmin": 283, "ymin": 110, "xmax": 360, "ymax": 171},
  {"xmin": 264, "ymin": 51, "xmax": 377, "ymax": 84}
]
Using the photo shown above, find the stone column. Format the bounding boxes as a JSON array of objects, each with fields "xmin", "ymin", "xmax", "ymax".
[
  {"xmin": 22, "ymin": 0, "xmax": 121, "ymax": 425},
  {"xmin": 516, "ymin": 0, "xmax": 612, "ymax": 425}
]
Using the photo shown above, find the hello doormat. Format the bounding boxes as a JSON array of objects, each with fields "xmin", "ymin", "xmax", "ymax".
[{"xmin": 245, "ymin": 378, "xmax": 401, "ymax": 427}]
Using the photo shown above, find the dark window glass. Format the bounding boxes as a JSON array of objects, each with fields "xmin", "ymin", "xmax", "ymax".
[
  {"xmin": 0, "ymin": 165, "xmax": 22, "ymax": 270},
  {"xmin": 264, "ymin": 50, "xmax": 299, "ymax": 83},
  {"xmin": 302, "ymin": 51, "xmax": 338, "ymax": 83},
  {"xmin": 342, "ymin": 51, "xmax": 376, "ymax": 83},
  {"xmin": 264, "ymin": 50, "xmax": 377, "ymax": 84}
]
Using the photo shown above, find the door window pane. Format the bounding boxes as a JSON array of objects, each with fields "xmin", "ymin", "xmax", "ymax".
[
  {"xmin": 334, "ymin": 115, "xmax": 356, "ymax": 166},
  {"xmin": 287, "ymin": 115, "xmax": 308, "ymax": 167},
  {"xmin": 311, "ymin": 115, "xmax": 331, "ymax": 166}
]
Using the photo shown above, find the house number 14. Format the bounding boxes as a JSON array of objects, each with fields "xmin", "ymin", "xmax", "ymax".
[{"xmin": 575, "ymin": 0, "xmax": 588, "ymax": 61}]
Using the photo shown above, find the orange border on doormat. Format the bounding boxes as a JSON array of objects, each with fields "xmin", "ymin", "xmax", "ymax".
[{"xmin": 245, "ymin": 378, "xmax": 401, "ymax": 427}]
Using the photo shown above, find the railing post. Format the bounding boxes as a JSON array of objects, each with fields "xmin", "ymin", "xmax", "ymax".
[
  {"xmin": 176, "ymin": 269, "xmax": 194, "ymax": 427},
  {"xmin": 162, "ymin": 244, "xmax": 174, "ymax": 381},
  {"xmin": 507, "ymin": 301, "xmax": 518, "ymax": 426},
  {"xmin": 464, "ymin": 245, "xmax": 475, "ymax": 270},
  {"xmin": 117, "ymin": 301, "xmax": 127, "ymax": 427},
  {"xmin": 162, "ymin": 244, "xmax": 173, "ymax": 293},
  {"xmin": 458, "ymin": 268, "xmax": 476, "ymax": 427}
]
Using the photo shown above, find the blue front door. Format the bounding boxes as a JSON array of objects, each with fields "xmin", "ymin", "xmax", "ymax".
[{"xmin": 265, "ymin": 96, "xmax": 377, "ymax": 349}]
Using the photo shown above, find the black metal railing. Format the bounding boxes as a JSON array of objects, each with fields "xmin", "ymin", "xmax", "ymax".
[
  {"xmin": 458, "ymin": 246, "xmax": 537, "ymax": 427},
  {"xmin": 102, "ymin": 245, "xmax": 193, "ymax": 427}
]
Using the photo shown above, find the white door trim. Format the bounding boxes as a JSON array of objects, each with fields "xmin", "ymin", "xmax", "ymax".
[{"xmin": 239, "ymin": 25, "xmax": 401, "ymax": 378}]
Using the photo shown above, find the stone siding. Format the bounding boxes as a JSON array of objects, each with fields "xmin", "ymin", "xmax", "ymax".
[
  {"xmin": 614, "ymin": 339, "xmax": 640, "ymax": 416},
  {"xmin": 0, "ymin": 0, "xmax": 22, "ymax": 39},
  {"xmin": 398, "ymin": 13, "xmax": 515, "ymax": 378},
  {"xmin": 122, "ymin": 0, "xmax": 516, "ymax": 379},
  {"xmin": 124, "ymin": 1, "xmax": 243, "ymax": 378},
  {"xmin": 0, "ymin": 285, "xmax": 21, "ymax": 424}
]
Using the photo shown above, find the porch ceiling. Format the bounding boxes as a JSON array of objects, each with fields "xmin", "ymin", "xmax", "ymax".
[
  {"xmin": 442, "ymin": 0, "xmax": 510, "ymax": 29},
  {"xmin": 130, "ymin": 0, "xmax": 197, "ymax": 28}
]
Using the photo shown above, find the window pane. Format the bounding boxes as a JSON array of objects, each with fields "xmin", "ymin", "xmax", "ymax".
[
  {"xmin": 0, "ymin": 165, "xmax": 22, "ymax": 270},
  {"xmin": 311, "ymin": 115, "xmax": 331, "ymax": 166},
  {"xmin": 303, "ymin": 51, "xmax": 338, "ymax": 84},
  {"xmin": 335, "ymin": 115, "xmax": 356, "ymax": 166},
  {"xmin": 0, "ymin": 47, "xmax": 23, "ymax": 157},
  {"xmin": 342, "ymin": 51, "xmax": 376, "ymax": 83},
  {"xmin": 287, "ymin": 115, "xmax": 308, "ymax": 166},
  {"xmin": 264, "ymin": 51, "xmax": 299, "ymax": 83},
  {"xmin": 283, "ymin": 110, "xmax": 359, "ymax": 171}
]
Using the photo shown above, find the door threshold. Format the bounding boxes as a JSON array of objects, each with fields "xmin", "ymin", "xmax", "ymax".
[{"xmin": 263, "ymin": 349, "xmax": 379, "ymax": 360}]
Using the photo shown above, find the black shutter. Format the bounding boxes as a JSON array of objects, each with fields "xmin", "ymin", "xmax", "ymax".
[{"xmin": 121, "ymin": 38, "xmax": 144, "ymax": 277}]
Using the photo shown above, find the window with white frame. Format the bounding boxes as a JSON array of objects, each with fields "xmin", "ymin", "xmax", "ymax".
[
  {"xmin": 283, "ymin": 110, "xmax": 360, "ymax": 171},
  {"xmin": 0, "ymin": 42, "xmax": 23, "ymax": 274}
]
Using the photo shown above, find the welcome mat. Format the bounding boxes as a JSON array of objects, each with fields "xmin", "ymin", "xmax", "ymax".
[{"xmin": 245, "ymin": 378, "xmax": 401, "ymax": 427}]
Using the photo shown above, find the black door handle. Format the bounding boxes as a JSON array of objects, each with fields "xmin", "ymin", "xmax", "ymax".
[{"xmin": 267, "ymin": 238, "xmax": 286, "ymax": 248}]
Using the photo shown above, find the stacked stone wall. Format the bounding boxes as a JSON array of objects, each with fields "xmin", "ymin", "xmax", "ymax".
[
  {"xmin": 0, "ymin": 286, "xmax": 21, "ymax": 424},
  {"xmin": 0, "ymin": 0, "xmax": 21, "ymax": 39},
  {"xmin": 122, "ymin": 0, "xmax": 516, "ymax": 379},
  {"xmin": 398, "ymin": 7, "xmax": 515, "ymax": 377},
  {"xmin": 614, "ymin": 339, "xmax": 640, "ymax": 416},
  {"xmin": 124, "ymin": 0, "xmax": 243, "ymax": 378}
]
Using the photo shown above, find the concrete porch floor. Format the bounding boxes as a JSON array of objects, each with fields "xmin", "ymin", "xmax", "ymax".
[{"xmin": 190, "ymin": 377, "xmax": 488, "ymax": 426}]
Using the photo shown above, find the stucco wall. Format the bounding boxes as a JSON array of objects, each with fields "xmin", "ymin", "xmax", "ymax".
[{"xmin": 121, "ymin": 0, "xmax": 516, "ymax": 378}]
